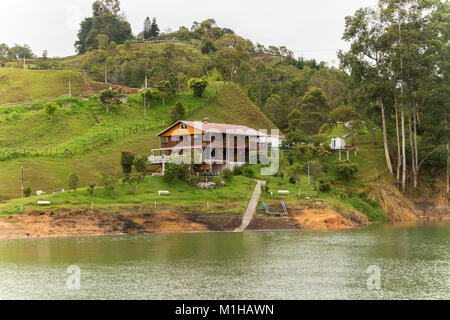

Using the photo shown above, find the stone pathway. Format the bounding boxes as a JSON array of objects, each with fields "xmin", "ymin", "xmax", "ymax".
[{"xmin": 234, "ymin": 181, "xmax": 266, "ymax": 232}]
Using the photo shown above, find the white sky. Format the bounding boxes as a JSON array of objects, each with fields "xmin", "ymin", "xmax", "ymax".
[{"xmin": 0, "ymin": 0, "xmax": 377, "ymax": 65}]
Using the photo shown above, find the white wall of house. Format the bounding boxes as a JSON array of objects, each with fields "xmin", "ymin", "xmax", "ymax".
[{"xmin": 330, "ymin": 137, "xmax": 346, "ymax": 150}]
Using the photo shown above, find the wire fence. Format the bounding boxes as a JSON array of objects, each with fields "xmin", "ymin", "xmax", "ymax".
[
  {"xmin": 0, "ymin": 122, "xmax": 164, "ymax": 161},
  {"xmin": 0, "ymin": 89, "xmax": 116, "ymax": 109}
]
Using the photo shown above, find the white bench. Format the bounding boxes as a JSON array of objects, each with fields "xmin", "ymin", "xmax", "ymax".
[
  {"xmin": 158, "ymin": 190, "xmax": 170, "ymax": 196},
  {"xmin": 278, "ymin": 190, "xmax": 290, "ymax": 195},
  {"xmin": 37, "ymin": 201, "xmax": 51, "ymax": 206}
]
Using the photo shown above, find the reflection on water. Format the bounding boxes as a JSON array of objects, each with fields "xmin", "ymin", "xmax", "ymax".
[{"xmin": 0, "ymin": 221, "xmax": 449, "ymax": 299}]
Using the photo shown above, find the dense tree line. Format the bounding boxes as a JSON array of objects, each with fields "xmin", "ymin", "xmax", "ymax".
[{"xmin": 339, "ymin": 0, "xmax": 449, "ymax": 191}]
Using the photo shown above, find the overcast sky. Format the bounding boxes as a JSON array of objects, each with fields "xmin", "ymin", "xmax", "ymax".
[{"xmin": 0, "ymin": 0, "xmax": 377, "ymax": 65}]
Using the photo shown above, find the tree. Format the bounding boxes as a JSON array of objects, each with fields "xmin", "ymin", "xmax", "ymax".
[
  {"xmin": 339, "ymin": 6, "xmax": 394, "ymax": 176},
  {"xmin": 68, "ymin": 173, "xmax": 80, "ymax": 192},
  {"xmin": 143, "ymin": 17, "xmax": 152, "ymax": 39},
  {"xmin": 215, "ymin": 48, "xmax": 241, "ymax": 82},
  {"xmin": 170, "ymin": 102, "xmax": 186, "ymax": 124},
  {"xmin": 187, "ymin": 77, "xmax": 208, "ymax": 98},
  {"xmin": 44, "ymin": 102, "xmax": 58, "ymax": 121},
  {"xmin": 150, "ymin": 18, "xmax": 160, "ymax": 38},
  {"xmin": 123, "ymin": 173, "xmax": 140, "ymax": 196},
  {"xmin": 306, "ymin": 160, "xmax": 323, "ymax": 189},
  {"xmin": 288, "ymin": 163, "xmax": 303, "ymax": 186},
  {"xmin": 9, "ymin": 44, "xmax": 34, "ymax": 59},
  {"xmin": 296, "ymin": 88, "xmax": 331, "ymax": 135},
  {"xmin": 42, "ymin": 50, "xmax": 48, "ymax": 60},
  {"xmin": 102, "ymin": 174, "xmax": 119, "ymax": 195},
  {"xmin": 121, "ymin": 151, "xmax": 135, "ymax": 176},
  {"xmin": 336, "ymin": 160, "xmax": 359, "ymax": 182},
  {"xmin": 155, "ymin": 80, "xmax": 171, "ymax": 105},
  {"xmin": 0, "ymin": 43, "xmax": 9, "ymax": 60},
  {"xmin": 75, "ymin": 1, "xmax": 132, "ymax": 54},
  {"xmin": 329, "ymin": 105, "xmax": 357, "ymax": 125},
  {"xmin": 99, "ymin": 89, "xmax": 121, "ymax": 112},
  {"xmin": 264, "ymin": 94, "xmax": 289, "ymax": 131}
]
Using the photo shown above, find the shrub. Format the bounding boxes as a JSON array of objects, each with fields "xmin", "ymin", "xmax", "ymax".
[
  {"xmin": 44, "ymin": 102, "xmax": 58, "ymax": 121},
  {"xmin": 164, "ymin": 163, "xmax": 182, "ymax": 185},
  {"xmin": 222, "ymin": 168, "xmax": 233, "ymax": 181},
  {"xmin": 243, "ymin": 167, "xmax": 255, "ymax": 178},
  {"xmin": 318, "ymin": 179, "xmax": 331, "ymax": 193},
  {"xmin": 121, "ymin": 151, "xmax": 135, "ymax": 175},
  {"xmin": 88, "ymin": 184, "xmax": 96, "ymax": 196},
  {"xmin": 24, "ymin": 187, "xmax": 32, "ymax": 197},
  {"xmin": 187, "ymin": 77, "xmax": 208, "ymax": 98},
  {"xmin": 102, "ymin": 174, "xmax": 118, "ymax": 195},
  {"xmin": 68, "ymin": 173, "xmax": 79, "ymax": 192},
  {"xmin": 122, "ymin": 173, "xmax": 140, "ymax": 196},
  {"xmin": 233, "ymin": 166, "xmax": 244, "ymax": 176},
  {"xmin": 336, "ymin": 160, "xmax": 359, "ymax": 181}
]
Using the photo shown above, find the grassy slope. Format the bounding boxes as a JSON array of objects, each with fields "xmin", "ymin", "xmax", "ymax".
[
  {"xmin": 0, "ymin": 81, "xmax": 276, "ymax": 200},
  {"xmin": 0, "ymin": 68, "xmax": 90, "ymax": 104}
]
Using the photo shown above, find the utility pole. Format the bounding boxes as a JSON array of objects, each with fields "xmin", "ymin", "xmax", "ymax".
[
  {"xmin": 69, "ymin": 77, "xmax": 72, "ymax": 97},
  {"xmin": 105, "ymin": 63, "xmax": 107, "ymax": 84},
  {"xmin": 21, "ymin": 166, "xmax": 24, "ymax": 197},
  {"xmin": 144, "ymin": 74, "xmax": 148, "ymax": 120},
  {"xmin": 307, "ymin": 162, "xmax": 311, "ymax": 194},
  {"xmin": 23, "ymin": 55, "xmax": 26, "ymax": 70}
]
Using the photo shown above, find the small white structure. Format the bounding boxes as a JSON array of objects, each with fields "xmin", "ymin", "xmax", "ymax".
[
  {"xmin": 158, "ymin": 190, "xmax": 170, "ymax": 196},
  {"xmin": 330, "ymin": 137, "xmax": 346, "ymax": 150},
  {"xmin": 257, "ymin": 135, "xmax": 286, "ymax": 150},
  {"xmin": 37, "ymin": 201, "xmax": 51, "ymax": 206},
  {"xmin": 36, "ymin": 190, "xmax": 46, "ymax": 196},
  {"xmin": 278, "ymin": 190, "xmax": 290, "ymax": 195}
]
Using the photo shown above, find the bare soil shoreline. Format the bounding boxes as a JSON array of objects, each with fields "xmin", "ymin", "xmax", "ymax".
[{"xmin": 0, "ymin": 206, "xmax": 361, "ymax": 240}]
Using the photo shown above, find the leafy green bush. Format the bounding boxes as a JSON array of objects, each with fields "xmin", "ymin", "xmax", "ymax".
[
  {"xmin": 102, "ymin": 174, "xmax": 119, "ymax": 195},
  {"xmin": 164, "ymin": 163, "xmax": 182, "ymax": 185},
  {"xmin": 187, "ymin": 77, "xmax": 208, "ymax": 98},
  {"xmin": 222, "ymin": 168, "xmax": 233, "ymax": 181},
  {"xmin": 336, "ymin": 160, "xmax": 359, "ymax": 181},
  {"xmin": 233, "ymin": 166, "xmax": 244, "ymax": 176},
  {"xmin": 318, "ymin": 178, "xmax": 331, "ymax": 193},
  {"xmin": 243, "ymin": 167, "xmax": 255, "ymax": 178},
  {"xmin": 24, "ymin": 187, "xmax": 32, "ymax": 197}
]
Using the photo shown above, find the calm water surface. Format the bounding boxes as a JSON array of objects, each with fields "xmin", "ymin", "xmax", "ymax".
[{"xmin": 0, "ymin": 221, "xmax": 449, "ymax": 300}]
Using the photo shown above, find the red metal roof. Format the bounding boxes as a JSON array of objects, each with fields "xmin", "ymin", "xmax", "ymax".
[{"xmin": 157, "ymin": 121, "xmax": 271, "ymax": 137}]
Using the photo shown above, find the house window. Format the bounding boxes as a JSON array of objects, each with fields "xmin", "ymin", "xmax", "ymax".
[{"xmin": 181, "ymin": 123, "xmax": 187, "ymax": 130}]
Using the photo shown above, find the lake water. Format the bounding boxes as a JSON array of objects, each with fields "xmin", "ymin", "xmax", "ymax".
[{"xmin": 0, "ymin": 221, "xmax": 449, "ymax": 300}]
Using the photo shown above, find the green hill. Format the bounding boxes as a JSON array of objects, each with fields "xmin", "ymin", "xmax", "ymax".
[
  {"xmin": 0, "ymin": 68, "xmax": 90, "ymax": 105},
  {"xmin": 0, "ymin": 81, "xmax": 276, "ymax": 199}
]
